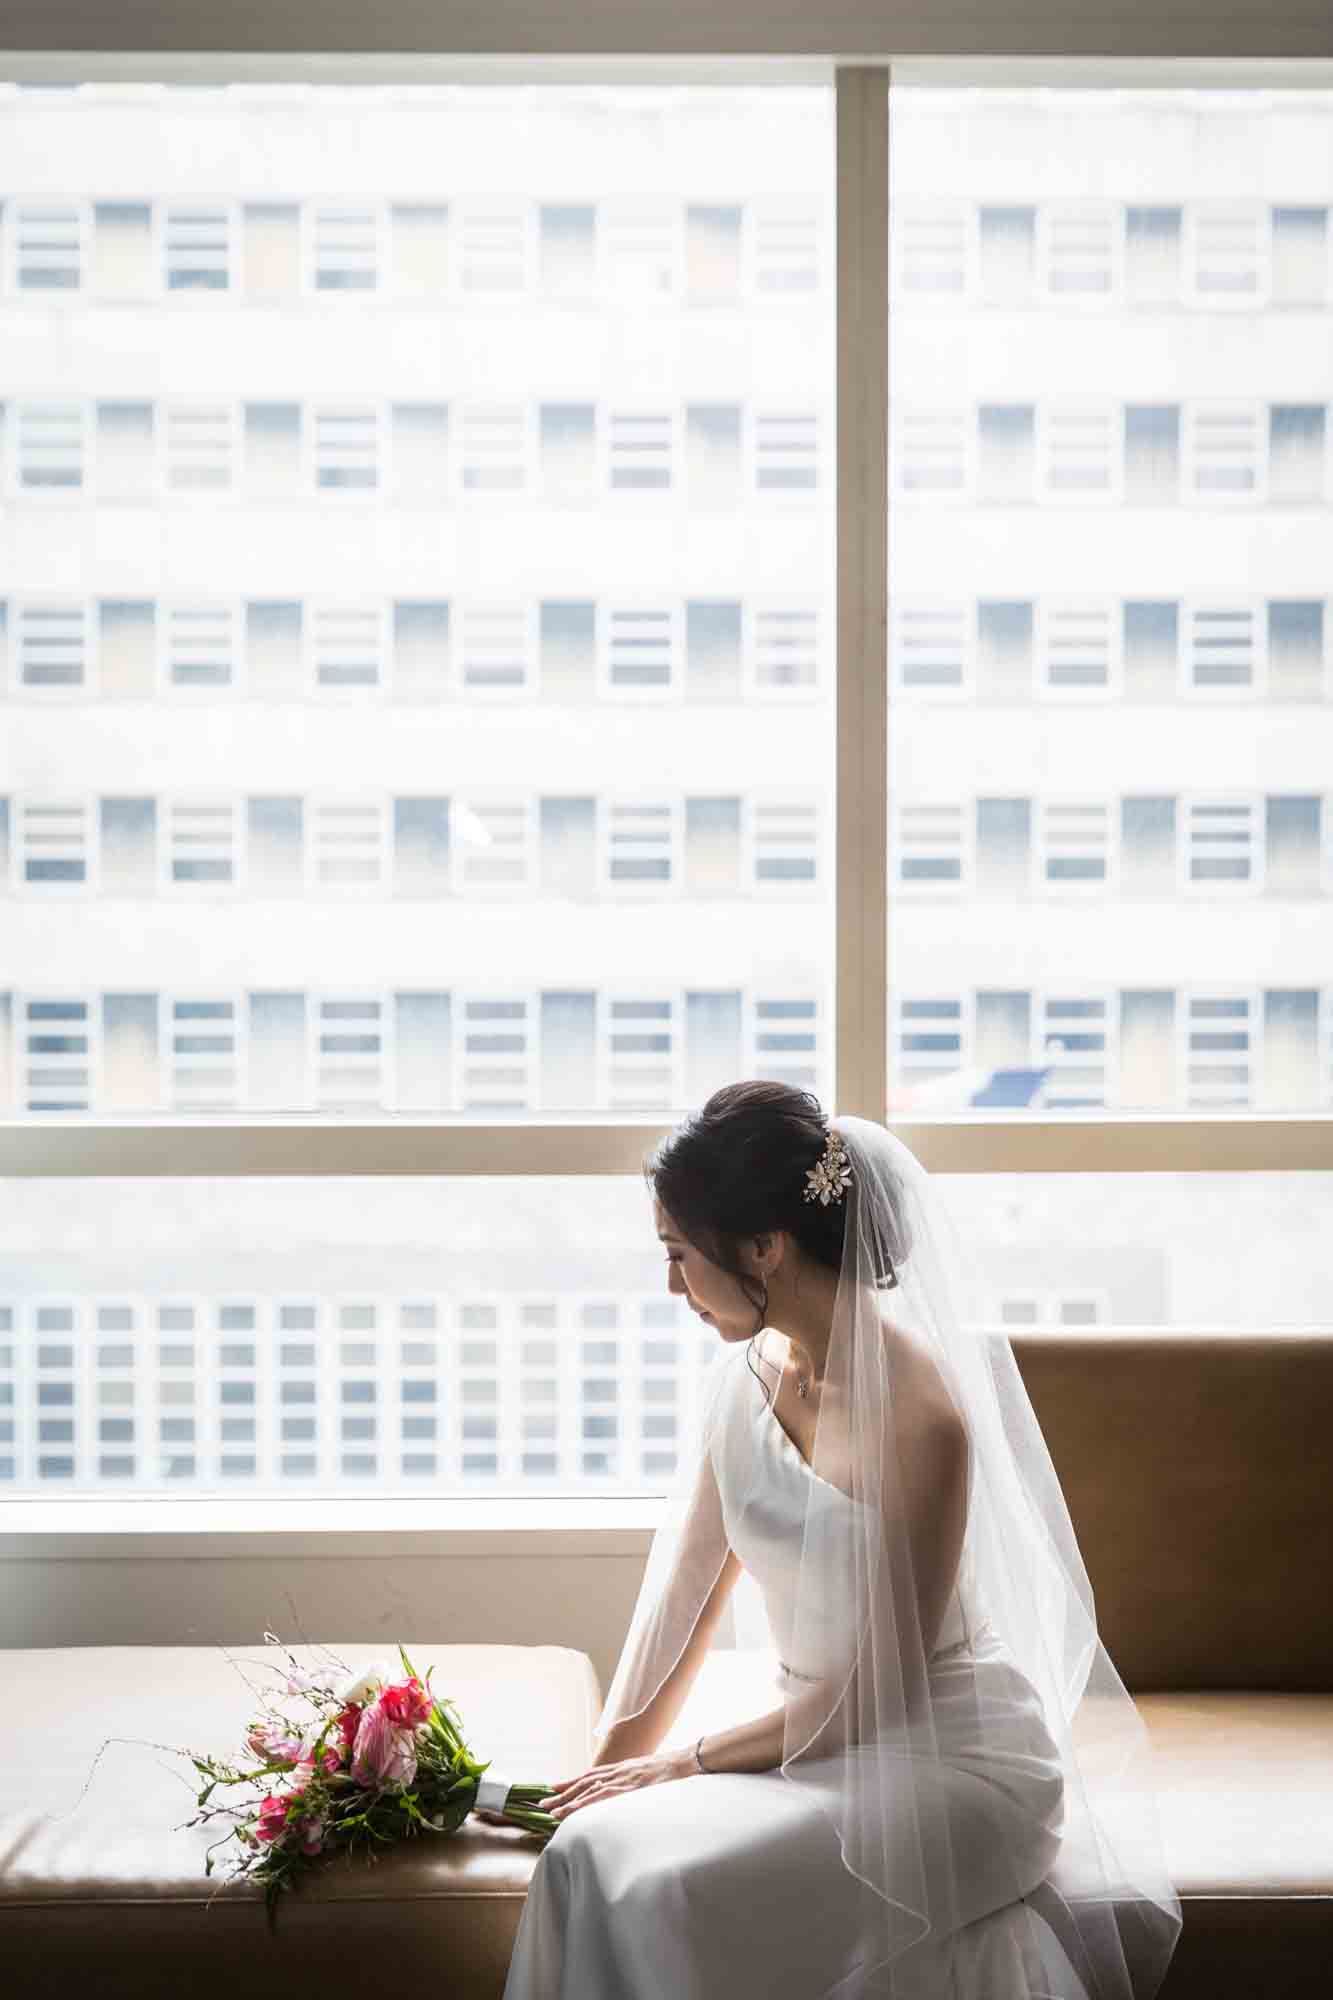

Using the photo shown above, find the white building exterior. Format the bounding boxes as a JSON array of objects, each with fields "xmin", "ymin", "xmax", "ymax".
[{"xmin": 0, "ymin": 83, "xmax": 1328, "ymax": 1496}]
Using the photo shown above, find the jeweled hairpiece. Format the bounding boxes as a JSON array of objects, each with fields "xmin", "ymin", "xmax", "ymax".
[{"xmin": 802, "ymin": 1126, "xmax": 853, "ymax": 1207}]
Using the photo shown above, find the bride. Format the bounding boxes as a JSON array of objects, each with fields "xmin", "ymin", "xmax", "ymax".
[{"xmin": 501, "ymin": 1081, "xmax": 1182, "ymax": 2000}]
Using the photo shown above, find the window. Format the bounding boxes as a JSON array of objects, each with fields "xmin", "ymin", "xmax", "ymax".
[
  {"xmin": 1187, "ymin": 203, "xmax": 1267, "ymax": 304},
  {"xmin": 895, "ymin": 405, "xmax": 969, "ymax": 494},
  {"xmin": 459, "ymin": 996, "xmax": 536, "ymax": 1110},
  {"xmin": 1184, "ymin": 401, "xmax": 1262, "ymax": 497},
  {"xmin": 11, "ymin": 200, "xmax": 85, "ymax": 290},
  {"xmin": 460, "ymin": 402, "xmax": 531, "ymax": 491},
  {"xmin": 747, "ymin": 796, "xmax": 820, "ymax": 891},
  {"xmin": 749, "ymin": 197, "xmax": 821, "ymax": 296},
  {"xmin": 602, "ymin": 799, "xmax": 678, "ymax": 890},
  {"xmin": 1037, "ymin": 600, "xmax": 1119, "ymax": 695},
  {"xmin": 1040, "ymin": 203, "xmax": 1117, "ymax": 298},
  {"xmin": 752, "ymin": 406, "xmax": 819, "ymax": 491},
  {"xmin": 1182, "ymin": 797, "xmax": 1262, "ymax": 892},
  {"xmin": 601, "ymin": 996, "xmax": 681, "ymax": 1109},
  {"xmin": 1037, "ymin": 800, "xmax": 1114, "ymax": 892},
  {"xmin": 11, "ymin": 600, "xmax": 91, "ymax": 690},
  {"xmin": 14, "ymin": 796, "xmax": 93, "ymax": 890},
  {"xmin": 163, "ymin": 203, "xmax": 232, "ymax": 291},
  {"xmin": 309, "ymin": 203, "xmax": 381, "ymax": 291},
  {"xmin": 2, "ymin": 72, "xmax": 1328, "ymax": 1520},
  {"xmin": 1039, "ymin": 995, "xmax": 1114, "ymax": 1108},
  {"xmin": 455, "ymin": 799, "xmax": 536, "ymax": 893},
  {"xmin": 307, "ymin": 796, "xmax": 391, "ymax": 893},
  {"xmin": 1184, "ymin": 602, "xmax": 1260, "ymax": 692},
  {"xmin": 457, "ymin": 603, "xmax": 535, "ymax": 694},
  {"xmin": 601, "ymin": 604, "xmax": 678, "ymax": 694},
  {"xmin": 162, "ymin": 796, "xmax": 241, "ymax": 891},
  {"xmin": 15, "ymin": 400, "xmax": 86, "ymax": 490},
  {"xmin": 892, "ymin": 601, "xmax": 970, "ymax": 695},
  {"xmin": 888, "ymin": 82, "xmax": 1333, "ymax": 1133},
  {"xmin": 893, "ymin": 802, "xmax": 968, "ymax": 892},
  {"xmin": 749, "ymin": 602, "xmax": 821, "ymax": 692},
  {"xmin": 601, "ymin": 199, "xmax": 680, "ymax": 297},
  {"xmin": 163, "ymin": 401, "xmax": 237, "ymax": 491},
  {"xmin": 167, "ymin": 995, "xmax": 243, "ymax": 1112},
  {"xmin": 896, "ymin": 201, "xmax": 971, "ymax": 296},
  {"xmin": 308, "ymin": 603, "xmax": 387, "ymax": 691},
  {"xmin": 1125, "ymin": 205, "xmax": 1183, "ymax": 304},
  {"xmin": 894, "ymin": 996, "xmax": 969, "ymax": 1101},
  {"xmin": 1182, "ymin": 992, "xmax": 1256, "ymax": 1107},
  {"xmin": 459, "ymin": 201, "xmax": 531, "ymax": 294},
  {"xmin": 163, "ymin": 602, "xmax": 238, "ymax": 689},
  {"xmin": 312, "ymin": 403, "xmax": 380, "ymax": 490},
  {"xmin": 608, "ymin": 406, "xmax": 674, "ymax": 489},
  {"xmin": 1038, "ymin": 402, "xmax": 1118, "ymax": 500},
  {"xmin": 978, "ymin": 204, "xmax": 1036, "ymax": 303},
  {"xmin": 1271, "ymin": 205, "xmax": 1330, "ymax": 307}
]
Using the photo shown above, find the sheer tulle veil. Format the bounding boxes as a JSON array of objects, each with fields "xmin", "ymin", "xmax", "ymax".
[{"xmin": 594, "ymin": 1109, "xmax": 1183, "ymax": 2000}]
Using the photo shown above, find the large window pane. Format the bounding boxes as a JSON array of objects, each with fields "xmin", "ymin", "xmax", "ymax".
[
  {"xmin": 0, "ymin": 81, "xmax": 834, "ymax": 1118},
  {"xmin": 2, "ymin": 1168, "xmax": 1327, "ymax": 1497},
  {"xmin": 887, "ymin": 88, "xmax": 1333, "ymax": 1115}
]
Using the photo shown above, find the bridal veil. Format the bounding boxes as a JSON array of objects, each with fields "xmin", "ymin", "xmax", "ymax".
[{"xmin": 594, "ymin": 1106, "xmax": 1183, "ymax": 2000}]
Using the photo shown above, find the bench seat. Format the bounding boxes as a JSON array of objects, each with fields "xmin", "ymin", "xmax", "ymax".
[
  {"xmin": 1, "ymin": 1641, "xmax": 599, "ymax": 2000},
  {"xmin": 5, "ymin": 1644, "xmax": 1333, "ymax": 1996}
]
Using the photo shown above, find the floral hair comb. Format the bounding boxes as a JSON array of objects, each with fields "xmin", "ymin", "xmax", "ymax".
[{"xmin": 802, "ymin": 1126, "xmax": 853, "ymax": 1207}]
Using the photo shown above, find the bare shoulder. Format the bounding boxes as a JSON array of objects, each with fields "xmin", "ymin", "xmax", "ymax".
[{"xmin": 880, "ymin": 1313, "xmax": 968, "ymax": 1440}]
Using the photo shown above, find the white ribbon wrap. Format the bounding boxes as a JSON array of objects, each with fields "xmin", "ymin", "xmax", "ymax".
[{"xmin": 475, "ymin": 1771, "xmax": 512, "ymax": 1812}]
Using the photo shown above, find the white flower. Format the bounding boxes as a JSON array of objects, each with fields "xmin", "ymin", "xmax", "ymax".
[
  {"xmin": 802, "ymin": 1132, "xmax": 853, "ymax": 1207},
  {"xmin": 336, "ymin": 1661, "xmax": 395, "ymax": 1706}
]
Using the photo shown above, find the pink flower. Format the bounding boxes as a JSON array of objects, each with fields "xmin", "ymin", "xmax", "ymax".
[
  {"xmin": 296, "ymin": 1736, "xmax": 342, "ymax": 1778},
  {"xmin": 246, "ymin": 1720, "xmax": 304, "ymax": 1767},
  {"xmin": 350, "ymin": 1701, "xmax": 418, "ymax": 1789},
  {"xmin": 255, "ymin": 1791, "xmax": 295, "ymax": 1846},
  {"xmin": 379, "ymin": 1677, "xmax": 433, "ymax": 1729},
  {"xmin": 335, "ymin": 1703, "xmax": 362, "ymax": 1757}
]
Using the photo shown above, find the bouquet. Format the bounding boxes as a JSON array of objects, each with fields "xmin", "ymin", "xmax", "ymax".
[{"xmin": 183, "ymin": 1634, "xmax": 559, "ymax": 1918}]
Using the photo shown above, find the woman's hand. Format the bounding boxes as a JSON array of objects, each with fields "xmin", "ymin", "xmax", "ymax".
[{"xmin": 537, "ymin": 1747, "xmax": 696, "ymax": 1821}]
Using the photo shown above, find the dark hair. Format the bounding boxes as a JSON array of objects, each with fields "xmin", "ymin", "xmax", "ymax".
[{"xmin": 645, "ymin": 1081, "xmax": 906, "ymax": 1401}]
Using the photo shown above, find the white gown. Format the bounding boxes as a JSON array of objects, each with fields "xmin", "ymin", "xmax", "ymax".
[{"xmin": 503, "ymin": 1342, "xmax": 1085, "ymax": 2000}]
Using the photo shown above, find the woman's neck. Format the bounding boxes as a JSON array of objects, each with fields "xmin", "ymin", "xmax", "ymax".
[{"xmin": 764, "ymin": 1264, "xmax": 839, "ymax": 1386}]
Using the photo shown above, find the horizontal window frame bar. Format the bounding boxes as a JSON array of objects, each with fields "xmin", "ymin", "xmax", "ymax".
[
  {"xmin": 0, "ymin": 1495, "xmax": 666, "ymax": 1551},
  {"xmin": 0, "ymin": 1115, "xmax": 1329, "ymax": 1175},
  {"xmin": 2, "ymin": 28, "xmax": 1333, "ymax": 71}
]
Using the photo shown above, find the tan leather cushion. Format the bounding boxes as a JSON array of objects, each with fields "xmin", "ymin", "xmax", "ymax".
[
  {"xmin": 1058, "ymin": 1690, "xmax": 1333, "ymax": 2000},
  {"xmin": 1, "ymin": 1642, "xmax": 598, "ymax": 2000},
  {"xmin": 681, "ymin": 1657, "xmax": 1333, "ymax": 1999},
  {"xmin": 1009, "ymin": 1332, "xmax": 1333, "ymax": 1692},
  {"xmin": 1137, "ymin": 1691, "xmax": 1333, "ymax": 1899}
]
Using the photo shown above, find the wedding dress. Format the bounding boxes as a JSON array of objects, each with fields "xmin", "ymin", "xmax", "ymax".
[
  {"xmin": 504, "ymin": 1110, "xmax": 1179, "ymax": 2000},
  {"xmin": 502, "ymin": 1334, "xmax": 1086, "ymax": 2000}
]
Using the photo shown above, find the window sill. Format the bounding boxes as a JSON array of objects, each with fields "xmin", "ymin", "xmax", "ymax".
[{"xmin": 0, "ymin": 1494, "xmax": 665, "ymax": 1558}]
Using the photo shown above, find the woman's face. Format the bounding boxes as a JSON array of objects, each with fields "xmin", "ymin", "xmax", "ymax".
[{"xmin": 654, "ymin": 1197, "xmax": 765, "ymax": 1344}]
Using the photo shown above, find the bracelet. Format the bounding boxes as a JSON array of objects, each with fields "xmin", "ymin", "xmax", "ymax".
[{"xmin": 692, "ymin": 1734, "xmax": 711, "ymax": 1775}]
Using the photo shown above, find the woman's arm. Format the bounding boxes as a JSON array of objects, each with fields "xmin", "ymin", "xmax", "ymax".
[
  {"xmin": 589, "ymin": 1435, "xmax": 739, "ymax": 1765},
  {"xmin": 593, "ymin": 1544, "xmax": 742, "ymax": 1765}
]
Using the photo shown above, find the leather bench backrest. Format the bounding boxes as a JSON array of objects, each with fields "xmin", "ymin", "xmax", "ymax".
[{"xmin": 1008, "ymin": 1330, "xmax": 1333, "ymax": 1692}]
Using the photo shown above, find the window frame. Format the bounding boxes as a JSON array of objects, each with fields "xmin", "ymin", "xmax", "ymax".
[{"xmin": 1, "ymin": 54, "xmax": 1331, "ymax": 1548}]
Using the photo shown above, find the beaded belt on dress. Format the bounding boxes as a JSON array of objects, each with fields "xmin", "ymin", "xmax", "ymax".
[{"xmin": 777, "ymin": 1659, "xmax": 821, "ymax": 1683}]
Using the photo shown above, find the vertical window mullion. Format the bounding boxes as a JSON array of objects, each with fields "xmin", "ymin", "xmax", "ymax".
[{"xmin": 836, "ymin": 67, "xmax": 889, "ymax": 1121}]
